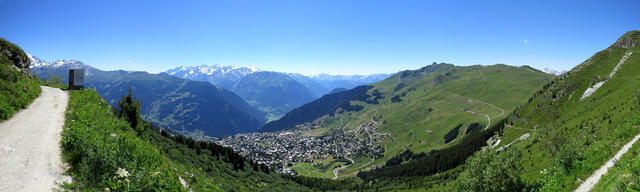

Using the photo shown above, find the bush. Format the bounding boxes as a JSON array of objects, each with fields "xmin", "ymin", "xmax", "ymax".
[
  {"xmin": 557, "ymin": 140, "xmax": 583, "ymax": 172},
  {"xmin": 456, "ymin": 148, "xmax": 524, "ymax": 191}
]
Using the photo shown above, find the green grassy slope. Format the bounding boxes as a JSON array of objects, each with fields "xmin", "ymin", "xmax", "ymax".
[
  {"xmin": 0, "ymin": 38, "xmax": 41, "ymax": 121},
  {"xmin": 591, "ymin": 115, "xmax": 640, "ymax": 191},
  {"xmin": 458, "ymin": 30, "xmax": 640, "ymax": 191},
  {"xmin": 63, "ymin": 89, "xmax": 309, "ymax": 191},
  {"xmin": 263, "ymin": 63, "xmax": 555, "ymax": 178}
]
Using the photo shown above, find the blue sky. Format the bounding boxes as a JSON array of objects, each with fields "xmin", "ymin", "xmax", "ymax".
[{"xmin": 1, "ymin": 0, "xmax": 638, "ymax": 75}]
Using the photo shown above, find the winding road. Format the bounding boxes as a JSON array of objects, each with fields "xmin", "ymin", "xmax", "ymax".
[
  {"xmin": 0, "ymin": 86, "xmax": 70, "ymax": 192},
  {"xmin": 333, "ymin": 157, "xmax": 355, "ymax": 180}
]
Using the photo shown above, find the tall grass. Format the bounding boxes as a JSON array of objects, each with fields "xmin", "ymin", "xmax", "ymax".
[{"xmin": 62, "ymin": 89, "xmax": 184, "ymax": 191}]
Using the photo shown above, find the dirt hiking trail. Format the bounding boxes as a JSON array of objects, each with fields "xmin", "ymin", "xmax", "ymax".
[{"xmin": 0, "ymin": 86, "xmax": 71, "ymax": 192}]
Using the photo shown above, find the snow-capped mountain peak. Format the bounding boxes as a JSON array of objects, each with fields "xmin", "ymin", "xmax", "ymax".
[
  {"xmin": 27, "ymin": 54, "xmax": 49, "ymax": 67},
  {"xmin": 168, "ymin": 64, "xmax": 259, "ymax": 76},
  {"xmin": 27, "ymin": 55, "xmax": 94, "ymax": 78},
  {"xmin": 27, "ymin": 54, "xmax": 86, "ymax": 69},
  {"xmin": 542, "ymin": 67, "xmax": 567, "ymax": 76},
  {"xmin": 165, "ymin": 64, "xmax": 261, "ymax": 89}
]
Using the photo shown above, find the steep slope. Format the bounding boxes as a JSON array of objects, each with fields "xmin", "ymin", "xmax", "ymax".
[
  {"xmin": 94, "ymin": 72, "xmax": 266, "ymax": 137},
  {"xmin": 62, "ymin": 89, "xmax": 309, "ymax": 191},
  {"xmin": 232, "ymin": 71, "xmax": 317, "ymax": 121},
  {"xmin": 0, "ymin": 39, "xmax": 41, "ymax": 120},
  {"xmin": 30, "ymin": 58, "xmax": 266, "ymax": 137},
  {"xmin": 259, "ymin": 63, "xmax": 554, "ymax": 178},
  {"xmin": 165, "ymin": 64, "xmax": 259, "ymax": 90},
  {"xmin": 451, "ymin": 30, "xmax": 640, "ymax": 191}
]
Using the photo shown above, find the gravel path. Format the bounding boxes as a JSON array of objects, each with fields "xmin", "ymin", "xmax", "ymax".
[
  {"xmin": 575, "ymin": 133, "xmax": 640, "ymax": 192},
  {"xmin": 0, "ymin": 86, "xmax": 71, "ymax": 192}
]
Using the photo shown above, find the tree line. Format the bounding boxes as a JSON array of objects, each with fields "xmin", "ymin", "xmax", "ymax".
[{"xmin": 358, "ymin": 118, "xmax": 506, "ymax": 180}]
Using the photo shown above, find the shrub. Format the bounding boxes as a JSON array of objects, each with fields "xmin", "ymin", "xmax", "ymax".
[{"xmin": 456, "ymin": 148, "xmax": 524, "ymax": 191}]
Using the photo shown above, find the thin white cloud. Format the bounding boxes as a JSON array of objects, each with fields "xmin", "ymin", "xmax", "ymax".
[{"xmin": 523, "ymin": 39, "xmax": 529, "ymax": 43}]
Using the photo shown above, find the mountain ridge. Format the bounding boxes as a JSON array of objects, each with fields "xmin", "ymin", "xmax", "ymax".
[
  {"xmin": 29, "ymin": 56, "xmax": 266, "ymax": 137},
  {"xmin": 231, "ymin": 71, "xmax": 318, "ymax": 121}
]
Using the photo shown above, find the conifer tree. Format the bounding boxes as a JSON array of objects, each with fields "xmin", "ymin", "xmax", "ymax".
[{"xmin": 117, "ymin": 88, "xmax": 142, "ymax": 135}]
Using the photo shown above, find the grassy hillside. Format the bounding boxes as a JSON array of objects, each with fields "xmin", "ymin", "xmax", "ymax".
[
  {"xmin": 62, "ymin": 89, "xmax": 309, "ymax": 191},
  {"xmin": 0, "ymin": 38, "xmax": 41, "ymax": 121},
  {"xmin": 262, "ymin": 63, "xmax": 554, "ymax": 178},
  {"xmin": 453, "ymin": 30, "xmax": 640, "ymax": 191},
  {"xmin": 591, "ymin": 115, "xmax": 640, "ymax": 191}
]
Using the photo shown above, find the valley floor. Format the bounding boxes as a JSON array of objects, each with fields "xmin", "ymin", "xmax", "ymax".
[{"xmin": 0, "ymin": 86, "xmax": 70, "ymax": 191}]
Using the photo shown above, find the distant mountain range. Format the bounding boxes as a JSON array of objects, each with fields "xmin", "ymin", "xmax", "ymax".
[
  {"xmin": 165, "ymin": 64, "xmax": 391, "ymax": 95},
  {"xmin": 29, "ymin": 55, "xmax": 266, "ymax": 137},
  {"xmin": 542, "ymin": 67, "xmax": 567, "ymax": 76},
  {"xmin": 165, "ymin": 65, "xmax": 259, "ymax": 90},
  {"xmin": 28, "ymin": 56, "xmax": 393, "ymax": 136},
  {"xmin": 231, "ymin": 71, "xmax": 317, "ymax": 121},
  {"xmin": 311, "ymin": 73, "xmax": 392, "ymax": 90},
  {"xmin": 164, "ymin": 64, "xmax": 392, "ymax": 119}
]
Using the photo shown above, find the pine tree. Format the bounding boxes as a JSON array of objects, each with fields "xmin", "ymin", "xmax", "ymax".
[{"xmin": 117, "ymin": 88, "xmax": 143, "ymax": 135}]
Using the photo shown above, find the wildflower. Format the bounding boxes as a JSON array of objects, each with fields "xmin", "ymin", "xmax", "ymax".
[{"xmin": 116, "ymin": 168, "xmax": 129, "ymax": 178}]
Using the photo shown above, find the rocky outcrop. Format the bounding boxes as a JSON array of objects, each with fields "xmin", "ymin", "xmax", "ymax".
[
  {"xmin": 614, "ymin": 30, "xmax": 640, "ymax": 49},
  {"xmin": 0, "ymin": 38, "xmax": 31, "ymax": 77}
]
